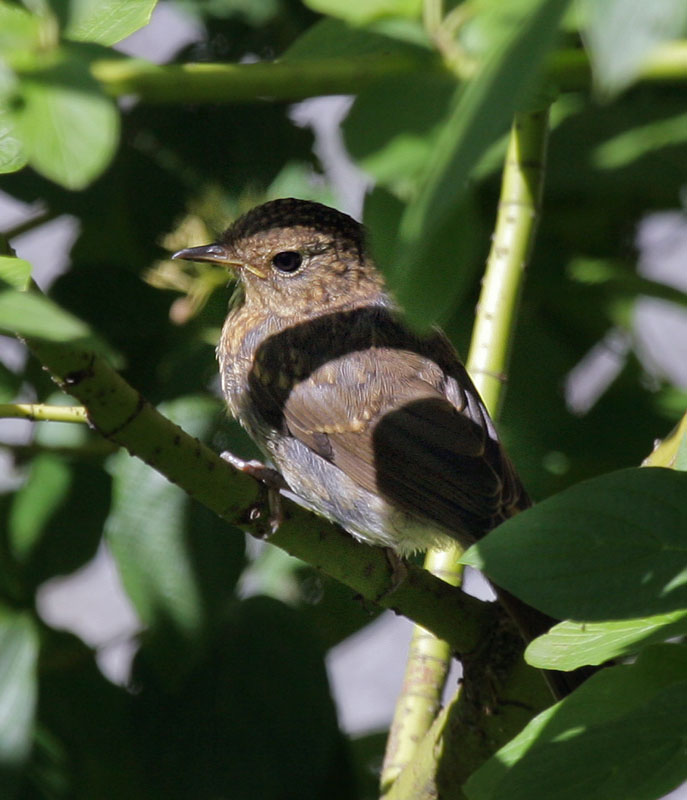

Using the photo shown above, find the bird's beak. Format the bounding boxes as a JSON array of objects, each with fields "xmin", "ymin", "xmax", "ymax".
[{"xmin": 172, "ymin": 243, "xmax": 266, "ymax": 279}]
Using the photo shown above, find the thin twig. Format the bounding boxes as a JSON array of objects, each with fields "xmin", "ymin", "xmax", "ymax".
[{"xmin": 0, "ymin": 403, "xmax": 88, "ymax": 424}]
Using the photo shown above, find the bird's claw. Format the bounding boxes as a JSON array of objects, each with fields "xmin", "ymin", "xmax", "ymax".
[{"xmin": 220, "ymin": 450, "xmax": 287, "ymax": 534}]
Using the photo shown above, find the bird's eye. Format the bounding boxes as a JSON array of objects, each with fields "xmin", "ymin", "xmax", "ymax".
[{"xmin": 271, "ymin": 251, "xmax": 303, "ymax": 273}]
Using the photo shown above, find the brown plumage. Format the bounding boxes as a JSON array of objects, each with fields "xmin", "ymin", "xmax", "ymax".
[
  {"xmin": 175, "ymin": 198, "xmax": 528, "ymax": 552},
  {"xmin": 174, "ymin": 199, "xmax": 567, "ymax": 657}
]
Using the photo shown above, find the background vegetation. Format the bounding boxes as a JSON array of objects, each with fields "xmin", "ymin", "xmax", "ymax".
[{"xmin": 1, "ymin": 0, "xmax": 687, "ymax": 798}]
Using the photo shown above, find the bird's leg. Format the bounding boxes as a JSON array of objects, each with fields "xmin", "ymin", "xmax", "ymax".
[
  {"xmin": 384, "ymin": 547, "xmax": 409, "ymax": 590},
  {"xmin": 220, "ymin": 451, "xmax": 288, "ymax": 534}
]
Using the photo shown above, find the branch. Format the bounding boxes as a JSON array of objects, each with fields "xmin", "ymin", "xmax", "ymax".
[
  {"xmin": 91, "ymin": 52, "xmax": 438, "ymax": 104},
  {"xmin": 21, "ymin": 336, "xmax": 495, "ymax": 654},
  {"xmin": 88, "ymin": 42, "xmax": 687, "ymax": 105}
]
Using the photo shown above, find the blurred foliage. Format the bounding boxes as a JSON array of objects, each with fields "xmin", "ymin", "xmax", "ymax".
[{"xmin": 1, "ymin": 0, "xmax": 687, "ymax": 798}]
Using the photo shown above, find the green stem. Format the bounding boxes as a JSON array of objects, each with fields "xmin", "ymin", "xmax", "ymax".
[
  {"xmin": 0, "ymin": 403, "xmax": 88, "ymax": 424},
  {"xmin": 467, "ymin": 108, "xmax": 549, "ymax": 415},
  {"xmin": 87, "ymin": 42, "xmax": 687, "ymax": 104},
  {"xmin": 382, "ymin": 108, "xmax": 551, "ymax": 794},
  {"xmin": 90, "ymin": 53, "xmax": 439, "ymax": 104}
]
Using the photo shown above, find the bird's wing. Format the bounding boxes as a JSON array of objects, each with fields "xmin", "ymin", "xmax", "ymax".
[{"xmin": 281, "ymin": 346, "xmax": 523, "ymax": 540}]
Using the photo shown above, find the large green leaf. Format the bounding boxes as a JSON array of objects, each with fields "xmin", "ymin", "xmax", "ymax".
[
  {"xmin": 344, "ymin": 70, "xmax": 455, "ymax": 198},
  {"xmin": 61, "ymin": 0, "xmax": 158, "ymax": 46},
  {"xmin": 0, "ymin": 609, "xmax": 39, "ymax": 778},
  {"xmin": 466, "ymin": 644, "xmax": 687, "ymax": 800},
  {"xmin": 9, "ymin": 454, "xmax": 72, "ymax": 563},
  {"xmin": 12, "ymin": 48, "xmax": 119, "ymax": 190},
  {"xmin": 392, "ymin": 0, "xmax": 570, "ymax": 329},
  {"xmin": 0, "ymin": 2, "xmax": 41, "ymax": 55},
  {"xmin": 0, "ymin": 285, "xmax": 108, "ymax": 350},
  {"xmin": 105, "ymin": 395, "xmax": 246, "ymax": 680},
  {"xmin": 462, "ymin": 467, "xmax": 687, "ymax": 621},
  {"xmin": 364, "ymin": 185, "xmax": 487, "ymax": 324},
  {"xmin": 527, "ymin": 611, "xmax": 687, "ymax": 671}
]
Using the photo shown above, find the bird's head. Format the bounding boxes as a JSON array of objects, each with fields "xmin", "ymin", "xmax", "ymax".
[{"xmin": 173, "ymin": 198, "xmax": 386, "ymax": 318}]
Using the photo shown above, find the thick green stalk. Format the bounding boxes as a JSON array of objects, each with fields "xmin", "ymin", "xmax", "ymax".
[
  {"xmin": 90, "ymin": 53, "xmax": 438, "ymax": 103},
  {"xmin": 467, "ymin": 108, "xmax": 549, "ymax": 412},
  {"xmin": 382, "ymin": 108, "xmax": 551, "ymax": 795},
  {"xmin": 87, "ymin": 43, "xmax": 687, "ymax": 105}
]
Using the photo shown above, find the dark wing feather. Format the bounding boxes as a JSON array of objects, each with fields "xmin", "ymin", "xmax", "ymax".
[{"xmin": 282, "ymin": 346, "xmax": 524, "ymax": 542}]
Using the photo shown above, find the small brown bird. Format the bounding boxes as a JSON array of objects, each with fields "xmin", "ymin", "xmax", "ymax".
[{"xmin": 173, "ymin": 198, "xmax": 552, "ymax": 643}]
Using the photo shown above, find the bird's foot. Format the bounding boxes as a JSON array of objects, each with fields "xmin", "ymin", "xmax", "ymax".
[
  {"xmin": 219, "ymin": 452, "xmax": 288, "ymax": 489},
  {"xmin": 220, "ymin": 451, "xmax": 287, "ymax": 535}
]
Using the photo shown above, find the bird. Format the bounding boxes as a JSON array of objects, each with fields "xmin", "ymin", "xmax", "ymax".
[{"xmin": 172, "ymin": 197, "xmax": 561, "ymax": 663}]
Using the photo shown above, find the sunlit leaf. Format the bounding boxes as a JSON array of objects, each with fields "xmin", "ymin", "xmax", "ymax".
[
  {"xmin": 0, "ymin": 286, "xmax": 101, "ymax": 345},
  {"xmin": 13, "ymin": 49, "xmax": 119, "ymax": 189},
  {"xmin": 63, "ymin": 0, "xmax": 158, "ymax": 46},
  {"xmin": 466, "ymin": 644, "xmax": 687, "ymax": 800},
  {"xmin": 0, "ymin": 256, "xmax": 31, "ymax": 290},
  {"xmin": 463, "ymin": 467, "xmax": 687, "ymax": 621},
  {"xmin": 527, "ymin": 611, "xmax": 687, "ymax": 671}
]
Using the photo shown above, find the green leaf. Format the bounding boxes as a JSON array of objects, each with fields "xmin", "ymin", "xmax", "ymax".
[
  {"xmin": 462, "ymin": 467, "xmax": 687, "ymax": 621},
  {"xmin": 301, "ymin": 0, "xmax": 421, "ymax": 25},
  {"xmin": 392, "ymin": 0, "xmax": 571, "ymax": 329},
  {"xmin": 592, "ymin": 111, "xmax": 687, "ymax": 170},
  {"xmin": 0, "ymin": 609, "xmax": 39, "ymax": 772},
  {"xmin": 9, "ymin": 452, "xmax": 107, "ymax": 589},
  {"xmin": 0, "ymin": 3, "xmax": 41, "ymax": 55},
  {"xmin": 284, "ymin": 16, "xmax": 430, "ymax": 60},
  {"xmin": 62, "ymin": 0, "xmax": 158, "ymax": 46},
  {"xmin": 0, "ymin": 111, "xmax": 27, "ymax": 174},
  {"xmin": 466, "ymin": 644, "xmax": 687, "ymax": 800},
  {"xmin": 364, "ymin": 185, "xmax": 486, "ymax": 324},
  {"xmin": 582, "ymin": 0, "xmax": 687, "ymax": 97},
  {"xmin": 344, "ymin": 71, "xmax": 454, "ymax": 198},
  {"xmin": 266, "ymin": 161, "xmax": 337, "ymax": 207},
  {"xmin": 105, "ymin": 396, "xmax": 246, "ymax": 681},
  {"xmin": 0, "ymin": 256, "xmax": 31, "ymax": 290},
  {"xmin": 0, "ymin": 286, "xmax": 107, "ymax": 348},
  {"xmin": 9, "ymin": 454, "xmax": 72, "ymax": 563},
  {"xmin": 527, "ymin": 611, "xmax": 687, "ymax": 671},
  {"xmin": 12, "ymin": 48, "xmax": 119, "ymax": 190}
]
